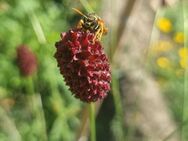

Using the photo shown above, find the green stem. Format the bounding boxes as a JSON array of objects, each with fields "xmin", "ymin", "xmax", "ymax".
[
  {"xmin": 111, "ymin": 72, "xmax": 124, "ymax": 141},
  {"xmin": 89, "ymin": 102, "xmax": 96, "ymax": 141},
  {"xmin": 26, "ymin": 76, "xmax": 35, "ymax": 95},
  {"xmin": 25, "ymin": 76, "xmax": 47, "ymax": 141}
]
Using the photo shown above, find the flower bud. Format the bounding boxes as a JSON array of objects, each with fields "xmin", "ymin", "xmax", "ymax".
[{"xmin": 54, "ymin": 29, "xmax": 111, "ymax": 102}]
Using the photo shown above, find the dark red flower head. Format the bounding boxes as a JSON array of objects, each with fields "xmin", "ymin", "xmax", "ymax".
[
  {"xmin": 54, "ymin": 29, "xmax": 111, "ymax": 102},
  {"xmin": 17, "ymin": 45, "xmax": 37, "ymax": 76}
]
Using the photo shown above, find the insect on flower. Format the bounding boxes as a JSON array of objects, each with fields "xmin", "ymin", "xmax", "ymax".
[
  {"xmin": 54, "ymin": 9, "xmax": 111, "ymax": 102},
  {"xmin": 72, "ymin": 8, "xmax": 108, "ymax": 41}
]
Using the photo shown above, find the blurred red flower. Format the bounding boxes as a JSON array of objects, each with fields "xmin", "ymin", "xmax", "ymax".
[{"xmin": 17, "ymin": 45, "xmax": 37, "ymax": 76}]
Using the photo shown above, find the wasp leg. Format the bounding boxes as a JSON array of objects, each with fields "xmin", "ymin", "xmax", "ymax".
[
  {"xmin": 93, "ymin": 28, "xmax": 102, "ymax": 41},
  {"xmin": 97, "ymin": 30, "xmax": 102, "ymax": 41},
  {"xmin": 94, "ymin": 23, "xmax": 104, "ymax": 41},
  {"xmin": 98, "ymin": 24, "xmax": 104, "ymax": 40},
  {"xmin": 92, "ymin": 22, "xmax": 103, "ymax": 41}
]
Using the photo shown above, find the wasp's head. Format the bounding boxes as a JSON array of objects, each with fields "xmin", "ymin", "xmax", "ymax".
[{"xmin": 82, "ymin": 13, "xmax": 101, "ymax": 32}]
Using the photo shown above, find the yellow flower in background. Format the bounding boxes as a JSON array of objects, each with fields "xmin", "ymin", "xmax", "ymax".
[
  {"xmin": 151, "ymin": 41, "xmax": 173, "ymax": 53},
  {"xmin": 178, "ymin": 47, "xmax": 188, "ymax": 58},
  {"xmin": 156, "ymin": 18, "xmax": 172, "ymax": 33},
  {"xmin": 157, "ymin": 57, "xmax": 171, "ymax": 69},
  {"xmin": 173, "ymin": 32, "xmax": 184, "ymax": 44},
  {"xmin": 178, "ymin": 47, "xmax": 188, "ymax": 69}
]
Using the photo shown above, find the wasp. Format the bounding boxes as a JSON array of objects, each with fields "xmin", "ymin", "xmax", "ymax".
[{"xmin": 72, "ymin": 8, "xmax": 108, "ymax": 41}]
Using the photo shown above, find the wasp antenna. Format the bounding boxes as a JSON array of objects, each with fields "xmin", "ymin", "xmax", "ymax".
[{"xmin": 72, "ymin": 8, "xmax": 87, "ymax": 18}]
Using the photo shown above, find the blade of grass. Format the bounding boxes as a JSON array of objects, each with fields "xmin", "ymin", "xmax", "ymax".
[
  {"xmin": 181, "ymin": 0, "xmax": 188, "ymax": 140},
  {"xmin": 76, "ymin": 106, "xmax": 89, "ymax": 140},
  {"xmin": 29, "ymin": 12, "xmax": 46, "ymax": 44},
  {"xmin": 116, "ymin": 0, "xmax": 136, "ymax": 44},
  {"xmin": 111, "ymin": 70, "xmax": 125, "ymax": 141},
  {"xmin": 0, "ymin": 107, "xmax": 22, "ymax": 141},
  {"xmin": 79, "ymin": 0, "xmax": 94, "ymax": 13}
]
